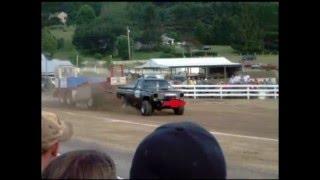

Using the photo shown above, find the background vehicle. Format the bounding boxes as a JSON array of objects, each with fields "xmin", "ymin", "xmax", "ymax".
[
  {"xmin": 116, "ymin": 77, "xmax": 185, "ymax": 116},
  {"xmin": 53, "ymin": 64, "xmax": 126, "ymax": 108}
]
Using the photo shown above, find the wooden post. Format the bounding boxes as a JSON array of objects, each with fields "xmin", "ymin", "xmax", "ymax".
[
  {"xmin": 206, "ymin": 67, "xmax": 209, "ymax": 79},
  {"xmin": 247, "ymin": 86, "xmax": 250, "ymax": 100},
  {"xmin": 274, "ymin": 86, "xmax": 277, "ymax": 99},
  {"xmin": 220, "ymin": 86, "xmax": 222, "ymax": 99}
]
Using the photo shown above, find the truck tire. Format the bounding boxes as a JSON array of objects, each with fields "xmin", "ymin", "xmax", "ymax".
[
  {"xmin": 121, "ymin": 96, "xmax": 128, "ymax": 108},
  {"xmin": 174, "ymin": 107, "xmax": 184, "ymax": 115},
  {"xmin": 66, "ymin": 93, "xmax": 75, "ymax": 106},
  {"xmin": 87, "ymin": 98, "xmax": 94, "ymax": 109},
  {"xmin": 141, "ymin": 100, "xmax": 152, "ymax": 116},
  {"xmin": 59, "ymin": 96, "xmax": 65, "ymax": 104}
]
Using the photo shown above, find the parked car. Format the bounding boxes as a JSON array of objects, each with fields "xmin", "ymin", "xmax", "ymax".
[
  {"xmin": 251, "ymin": 63, "xmax": 262, "ymax": 69},
  {"xmin": 241, "ymin": 54, "xmax": 257, "ymax": 61}
]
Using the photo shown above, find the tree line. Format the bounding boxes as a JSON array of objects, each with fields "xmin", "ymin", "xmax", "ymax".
[{"xmin": 42, "ymin": 2, "xmax": 278, "ymax": 59}]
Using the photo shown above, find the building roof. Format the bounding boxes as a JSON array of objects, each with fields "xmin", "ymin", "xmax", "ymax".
[
  {"xmin": 135, "ymin": 60, "xmax": 168, "ymax": 69},
  {"xmin": 136, "ymin": 57, "xmax": 241, "ymax": 69}
]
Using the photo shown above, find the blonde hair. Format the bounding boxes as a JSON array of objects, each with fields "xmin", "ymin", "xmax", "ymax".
[{"xmin": 42, "ymin": 150, "xmax": 116, "ymax": 179}]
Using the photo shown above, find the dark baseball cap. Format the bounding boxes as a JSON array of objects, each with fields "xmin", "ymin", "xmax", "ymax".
[{"xmin": 130, "ymin": 121, "xmax": 227, "ymax": 179}]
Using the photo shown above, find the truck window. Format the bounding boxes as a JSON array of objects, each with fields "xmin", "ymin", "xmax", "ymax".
[
  {"xmin": 126, "ymin": 79, "xmax": 138, "ymax": 88},
  {"xmin": 142, "ymin": 80, "xmax": 170, "ymax": 90}
]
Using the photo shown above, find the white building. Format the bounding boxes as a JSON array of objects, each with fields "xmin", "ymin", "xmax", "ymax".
[
  {"xmin": 49, "ymin": 11, "xmax": 68, "ymax": 25},
  {"xmin": 57, "ymin": 12, "xmax": 68, "ymax": 25},
  {"xmin": 42, "ymin": 54, "xmax": 73, "ymax": 76},
  {"xmin": 161, "ymin": 34, "xmax": 175, "ymax": 45}
]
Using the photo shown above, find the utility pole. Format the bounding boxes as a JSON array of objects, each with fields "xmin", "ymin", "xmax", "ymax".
[
  {"xmin": 76, "ymin": 54, "xmax": 79, "ymax": 67},
  {"xmin": 127, "ymin": 26, "xmax": 131, "ymax": 60}
]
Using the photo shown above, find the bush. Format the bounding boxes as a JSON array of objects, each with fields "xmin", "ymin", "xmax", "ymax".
[
  {"xmin": 94, "ymin": 53, "xmax": 103, "ymax": 60},
  {"xmin": 57, "ymin": 38, "xmax": 65, "ymax": 50},
  {"xmin": 160, "ymin": 45, "xmax": 175, "ymax": 54},
  {"xmin": 166, "ymin": 31, "xmax": 180, "ymax": 41},
  {"xmin": 207, "ymin": 51, "xmax": 218, "ymax": 56},
  {"xmin": 42, "ymin": 27, "xmax": 58, "ymax": 55},
  {"xmin": 159, "ymin": 53, "xmax": 175, "ymax": 58}
]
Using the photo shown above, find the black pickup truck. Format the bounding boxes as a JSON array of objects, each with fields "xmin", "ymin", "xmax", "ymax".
[{"xmin": 116, "ymin": 77, "xmax": 186, "ymax": 116}]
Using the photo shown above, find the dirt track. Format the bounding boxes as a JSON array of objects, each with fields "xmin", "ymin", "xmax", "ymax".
[{"xmin": 42, "ymin": 91, "xmax": 278, "ymax": 179}]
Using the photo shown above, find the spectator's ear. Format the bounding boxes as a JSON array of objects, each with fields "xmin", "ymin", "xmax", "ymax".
[{"xmin": 50, "ymin": 142, "xmax": 59, "ymax": 157}]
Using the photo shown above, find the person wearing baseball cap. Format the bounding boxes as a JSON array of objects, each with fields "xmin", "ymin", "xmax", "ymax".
[
  {"xmin": 130, "ymin": 121, "xmax": 227, "ymax": 179},
  {"xmin": 42, "ymin": 111, "xmax": 73, "ymax": 171}
]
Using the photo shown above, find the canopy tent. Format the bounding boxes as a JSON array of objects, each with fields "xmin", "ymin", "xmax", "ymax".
[
  {"xmin": 153, "ymin": 57, "xmax": 241, "ymax": 67},
  {"xmin": 135, "ymin": 60, "xmax": 168, "ymax": 69},
  {"xmin": 134, "ymin": 57, "xmax": 242, "ymax": 79},
  {"xmin": 136, "ymin": 57, "xmax": 241, "ymax": 69}
]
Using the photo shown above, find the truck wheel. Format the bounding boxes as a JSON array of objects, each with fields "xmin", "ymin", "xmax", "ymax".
[
  {"xmin": 59, "ymin": 96, "xmax": 65, "ymax": 104},
  {"xmin": 141, "ymin": 101, "xmax": 152, "ymax": 116},
  {"xmin": 87, "ymin": 98, "xmax": 94, "ymax": 109},
  {"xmin": 174, "ymin": 107, "xmax": 184, "ymax": 115},
  {"xmin": 121, "ymin": 96, "xmax": 128, "ymax": 108},
  {"xmin": 66, "ymin": 94, "xmax": 74, "ymax": 106}
]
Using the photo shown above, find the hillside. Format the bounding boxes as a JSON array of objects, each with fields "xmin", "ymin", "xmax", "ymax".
[
  {"xmin": 48, "ymin": 25, "xmax": 278, "ymax": 66},
  {"xmin": 42, "ymin": 2, "xmax": 278, "ymax": 62}
]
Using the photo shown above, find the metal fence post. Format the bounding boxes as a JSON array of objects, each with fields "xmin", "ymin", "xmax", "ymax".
[
  {"xmin": 194, "ymin": 85, "xmax": 196, "ymax": 99},
  {"xmin": 220, "ymin": 86, "xmax": 222, "ymax": 99},
  {"xmin": 247, "ymin": 86, "xmax": 250, "ymax": 99},
  {"xmin": 274, "ymin": 86, "xmax": 277, "ymax": 99}
]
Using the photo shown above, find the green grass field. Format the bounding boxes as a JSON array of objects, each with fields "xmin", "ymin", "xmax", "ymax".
[
  {"xmin": 131, "ymin": 51, "xmax": 163, "ymax": 60},
  {"xmin": 212, "ymin": 45, "xmax": 278, "ymax": 65}
]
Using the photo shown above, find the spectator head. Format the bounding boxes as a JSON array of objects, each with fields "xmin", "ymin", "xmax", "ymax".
[
  {"xmin": 42, "ymin": 150, "xmax": 116, "ymax": 179},
  {"xmin": 130, "ymin": 121, "xmax": 226, "ymax": 179},
  {"xmin": 42, "ymin": 111, "xmax": 73, "ymax": 171}
]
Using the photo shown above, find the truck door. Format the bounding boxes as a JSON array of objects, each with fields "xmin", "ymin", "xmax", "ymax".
[{"xmin": 132, "ymin": 79, "xmax": 143, "ymax": 106}]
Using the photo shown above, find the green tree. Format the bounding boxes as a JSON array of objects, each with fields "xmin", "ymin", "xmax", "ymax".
[
  {"xmin": 42, "ymin": 27, "xmax": 58, "ymax": 55},
  {"xmin": 115, "ymin": 35, "xmax": 133, "ymax": 60},
  {"xmin": 230, "ymin": 4, "xmax": 264, "ymax": 53},
  {"xmin": 193, "ymin": 21, "xmax": 209, "ymax": 44},
  {"xmin": 72, "ymin": 17, "xmax": 124, "ymax": 55},
  {"xmin": 75, "ymin": 4, "xmax": 96, "ymax": 26},
  {"xmin": 140, "ymin": 4, "xmax": 161, "ymax": 44},
  {"xmin": 166, "ymin": 31, "xmax": 180, "ymax": 41},
  {"xmin": 57, "ymin": 38, "xmax": 64, "ymax": 49}
]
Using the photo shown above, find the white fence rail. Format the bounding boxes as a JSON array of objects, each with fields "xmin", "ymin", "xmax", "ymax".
[{"xmin": 172, "ymin": 84, "xmax": 278, "ymax": 99}]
